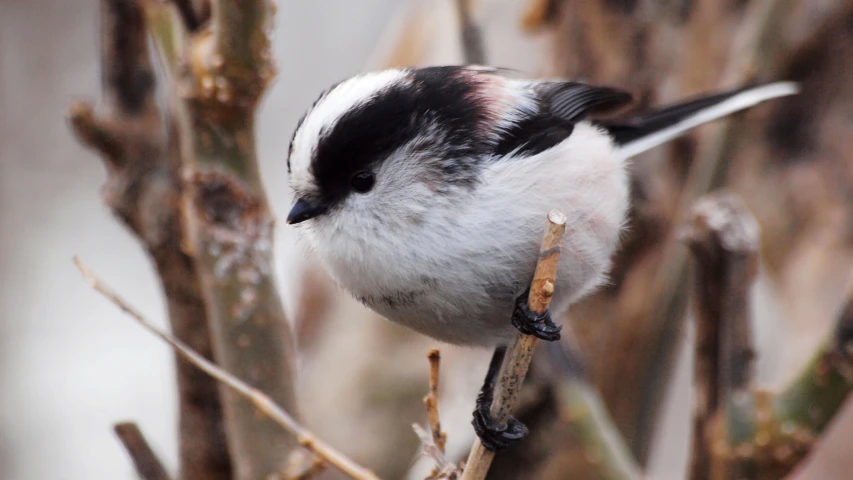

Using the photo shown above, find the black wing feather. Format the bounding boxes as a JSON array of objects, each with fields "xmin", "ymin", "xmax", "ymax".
[
  {"xmin": 493, "ymin": 81, "xmax": 633, "ymax": 158},
  {"xmin": 537, "ymin": 82, "xmax": 634, "ymax": 122},
  {"xmin": 600, "ymin": 86, "xmax": 748, "ymax": 146}
]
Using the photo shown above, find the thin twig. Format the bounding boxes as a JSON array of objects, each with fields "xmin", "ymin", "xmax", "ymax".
[
  {"xmin": 413, "ymin": 424, "xmax": 461, "ymax": 480},
  {"xmin": 74, "ymin": 258, "xmax": 381, "ymax": 480},
  {"xmin": 454, "ymin": 0, "xmax": 486, "ymax": 64},
  {"xmin": 461, "ymin": 210, "xmax": 568, "ymax": 480},
  {"xmin": 423, "ymin": 349, "xmax": 447, "ymax": 454},
  {"xmin": 114, "ymin": 422, "xmax": 172, "ymax": 480}
]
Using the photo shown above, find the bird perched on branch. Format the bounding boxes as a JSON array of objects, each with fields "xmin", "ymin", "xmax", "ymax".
[{"xmin": 284, "ymin": 66, "xmax": 797, "ymax": 450}]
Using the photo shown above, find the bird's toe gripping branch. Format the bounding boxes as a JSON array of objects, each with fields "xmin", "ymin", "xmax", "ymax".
[
  {"xmin": 472, "ymin": 383, "xmax": 529, "ymax": 451},
  {"xmin": 512, "ymin": 288, "xmax": 562, "ymax": 341}
]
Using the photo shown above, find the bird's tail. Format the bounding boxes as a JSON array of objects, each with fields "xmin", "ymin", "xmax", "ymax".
[{"xmin": 605, "ymin": 82, "xmax": 799, "ymax": 159}]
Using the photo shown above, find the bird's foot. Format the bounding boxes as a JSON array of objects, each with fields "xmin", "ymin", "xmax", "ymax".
[
  {"xmin": 511, "ymin": 288, "xmax": 562, "ymax": 341},
  {"xmin": 471, "ymin": 400, "xmax": 528, "ymax": 451}
]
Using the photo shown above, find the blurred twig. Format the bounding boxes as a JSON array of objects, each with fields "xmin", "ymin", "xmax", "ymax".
[
  {"xmin": 454, "ymin": 0, "xmax": 486, "ymax": 64},
  {"xmin": 461, "ymin": 210, "xmax": 567, "ymax": 480},
  {"xmin": 547, "ymin": 342, "xmax": 643, "ymax": 480},
  {"xmin": 416, "ymin": 349, "xmax": 461, "ymax": 479},
  {"xmin": 114, "ymin": 422, "xmax": 172, "ymax": 480},
  {"xmin": 424, "ymin": 349, "xmax": 448, "ymax": 454},
  {"xmin": 67, "ymin": 0, "xmax": 230, "ymax": 478},
  {"xmin": 75, "ymin": 258, "xmax": 382, "ymax": 480}
]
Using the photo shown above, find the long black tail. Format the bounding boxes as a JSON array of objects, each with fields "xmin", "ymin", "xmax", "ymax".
[{"xmin": 602, "ymin": 82, "xmax": 798, "ymax": 159}]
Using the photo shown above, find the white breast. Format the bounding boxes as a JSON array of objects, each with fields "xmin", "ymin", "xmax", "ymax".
[{"xmin": 299, "ymin": 122, "xmax": 630, "ymax": 346}]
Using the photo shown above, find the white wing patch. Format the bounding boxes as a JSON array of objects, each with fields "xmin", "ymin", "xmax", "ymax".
[{"xmin": 289, "ymin": 69, "xmax": 409, "ymax": 190}]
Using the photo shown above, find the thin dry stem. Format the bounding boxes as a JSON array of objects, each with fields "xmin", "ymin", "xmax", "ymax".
[
  {"xmin": 461, "ymin": 209, "xmax": 568, "ymax": 480},
  {"xmin": 114, "ymin": 422, "xmax": 172, "ymax": 480},
  {"xmin": 423, "ymin": 349, "xmax": 447, "ymax": 454},
  {"xmin": 413, "ymin": 424, "xmax": 461, "ymax": 480},
  {"xmin": 74, "ymin": 258, "xmax": 381, "ymax": 480}
]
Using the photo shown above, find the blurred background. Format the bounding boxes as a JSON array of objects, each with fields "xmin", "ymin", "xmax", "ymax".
[{"xmin": 3, "ymin": 0, "xmax": 853, "ymax": 479}]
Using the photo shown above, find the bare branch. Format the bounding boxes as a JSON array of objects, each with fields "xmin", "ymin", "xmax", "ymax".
[
  {"xmin": 68, "ymin": 102, "xmax": 123, "ymax": 164},
  {"xmin": 169, "ymin": 0, "xmax": 296, "ymax": 476},
  {"xmin": 621, "ymin": 0, "xmax": 800, "ymax": 460},
  {"xmin": 100, "ymin": 0, "xmax": 157, "ymax": 118},
  {"xmin": 74, "ymin": 258, "xmax": 381, "ymax": 480},
  {"xmin": 423, "ymin": 349, "xmax": 447, "ymax": 454},
  {"xmin": 682, "ymin": 192, "xmax": 759, "ymax": 480},
  {"xmin": 461, "ymin": 210, "xmax": 567, "ymax": 480},
  {"xmin": 114, "ymin": 422, "xmax": 172, "ymax": 480},
  {"xmin": 454, "ymin": 0, "xmax": 486, "ymax": 64},
  {"xmin": 414, "ymin": 424, "xmax": 461, "ymax": 480},
  {"xmin": 68, "ymin": 0, "xmax": 232, "ymax": 477},
  {"xmin": 139, "ymin": 0, "xmax": 189, "ymax": 80}
]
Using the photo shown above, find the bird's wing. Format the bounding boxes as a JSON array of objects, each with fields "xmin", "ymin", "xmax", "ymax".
[{"xmin": 535, "ymin": 81, "xmax": 634, "ymax": 123}]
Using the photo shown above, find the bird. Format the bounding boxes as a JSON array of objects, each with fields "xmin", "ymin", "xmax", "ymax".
[{"xmin": 283, "ymin": 65, "xmax": 797, "ymax": 450}]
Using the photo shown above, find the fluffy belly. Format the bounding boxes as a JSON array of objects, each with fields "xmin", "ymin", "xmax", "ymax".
[{"xmin": 351, "ymin": 283, "xmax": 522, "ymax": 346}]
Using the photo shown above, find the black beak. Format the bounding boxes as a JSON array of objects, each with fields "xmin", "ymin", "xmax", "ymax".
[{"xmin": 286, "ymin": 198, "xmax": 328, "ymax": 224}]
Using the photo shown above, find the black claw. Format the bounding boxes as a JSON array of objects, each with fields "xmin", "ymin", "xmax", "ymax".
[
  {"xmin": 472, "ymin": 405, "xmax": 528, "ymax": 451},
  {"xmin": 471, "ymin": 346, "xmax": 529, "ymax": 451},
  {"xmin": 511, "ymin": 288, "xmax": 562, "ymax": 341}
]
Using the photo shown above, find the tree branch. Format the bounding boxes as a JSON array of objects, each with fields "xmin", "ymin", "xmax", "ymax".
[
  {"xmin": 423, "ymin": 349, "xmax": 447, "ymax": 454},
  {"xmin": 682, "ymin": 192, "xmax": 759, "ymax": 480},
  {"xmin": 461, "ymin": 210, "xmax": 567, "ymax": 480},
  {"xmin": 75, "ymin": 258, "xmax": 381, "ymax": 480},
  {"xmin": 114, "ymin": 422, "xmax": 172, "ymax": 480},
  {"xmin": 67, "ymin": 0, "xmax": 231, "ymax": 478},
  {"xmin": 454, "ymin": 0, "xmax": 486, "ymax": 64},
  {"xmin": 139, "ymin": 0, "xmax": 188, "ymax": 80},
  {"xmin": 626, "ymin": 0, "xmax": 799, "ymax": 460},
  {"xmin": 157, "ymin": 0, "xmax": 298, "ymax": 476},
  {"xmin": 683, "ymin": 191, "xmax": 853, "ymax": 479}
]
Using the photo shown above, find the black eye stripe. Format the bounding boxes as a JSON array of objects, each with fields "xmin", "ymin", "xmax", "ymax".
[{"xmin": 308, "ymin": 67, "xmax": 488, "ymax": 205}]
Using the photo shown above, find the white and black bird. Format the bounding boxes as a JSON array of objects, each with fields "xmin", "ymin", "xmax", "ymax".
[{"xmin": 284, "ymin": 66, "xmax": 797, "ymax": 450}]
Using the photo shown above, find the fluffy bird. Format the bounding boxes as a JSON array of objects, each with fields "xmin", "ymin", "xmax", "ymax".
[{"xmin": 285, "ymin": 66, "xmax": 797, "ymax": 450}]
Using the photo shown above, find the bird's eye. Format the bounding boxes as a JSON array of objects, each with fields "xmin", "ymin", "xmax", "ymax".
[{"xmin": 350, "ymin": 171, "xmax": 375, "ymax": 193}]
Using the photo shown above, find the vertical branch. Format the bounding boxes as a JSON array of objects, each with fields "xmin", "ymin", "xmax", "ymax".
[
  {"xmin": 68, "ymin": 0, "xmax": 231, "ymax": 478},
  {"xmin": 159, "ymin": 0, "xmax": 298, "ymax": 478},
  {"xmin": 423, "ymin": 349, "xmax": 447, "ymax": 454},
  {"xmin": 461, "ymin": 210, "xmax": 567, "ymax": 480},
  {"xmin": 682, "ymin": 192, "xmax": 760, "ymax": 480},
  {"xmin": 454, "ymin": 0, "xmax": 486, "ymax": 64},
  {"xmin": 684, "ymin": 203, "xmax": 853, "ymax": 479},
  {"xmin": 171, "ymin": 0, "xmax": 298, "ymax": 477},
  {"xmin": 602, "ymin": 0, "xmax": 798, "ymax": 461}
]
